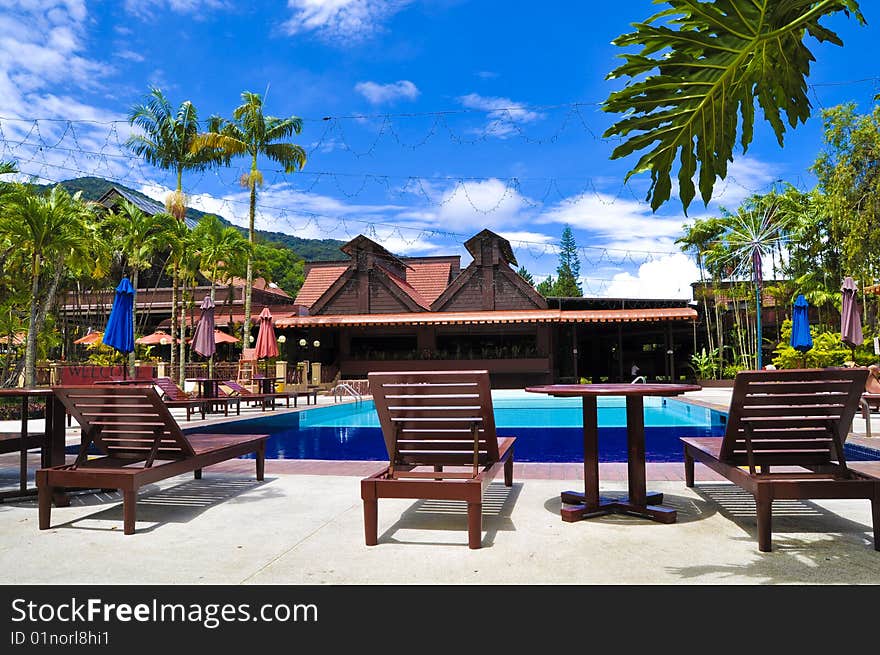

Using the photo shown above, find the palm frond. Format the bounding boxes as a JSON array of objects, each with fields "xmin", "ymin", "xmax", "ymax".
[
  {"xmin": 602, "ymin": 0, "xmax": 865, "ymax": 213},
  {"xmin": 263, "ymin": 142, "xmax": 307, "ymax": 172}
]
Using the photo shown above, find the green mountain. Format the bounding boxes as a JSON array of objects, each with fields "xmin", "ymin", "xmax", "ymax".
[{"xmin": 35, "ymin": 176, "xmax": 346, "ymax": 262}]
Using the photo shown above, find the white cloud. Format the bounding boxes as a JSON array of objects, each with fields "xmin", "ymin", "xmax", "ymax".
[
  {"xmin": 602, "ymin": 254, "xmax": 699, "ymax": 299},
  {"xmin": 123, "ymin": 0, "xmax": 231, "ymax": 18},
  {"xmin": 0, "ymin": 3, "xmax": 138, "ymax": 182},
  {"xmin": 115, "ymin": 49, "xmax": 146, "ymax": 62},
  {"xmin": 458, "ymin": 93, "xmax": 544, "ymax": 138},
  {"xmin": 433, "ymin": 179, "xmax": 534, "ymax": 232},
  {"xmin": 282, "ymin": 0, "xmax": 411, "ymax": 41},
  {"xmin": 354, "ymin": 80, "xmax": 419, "ymax": 104},
  {"xmin": 707, "ymin": 157, "xmax": 783, "ymax": 209},
  {"xmin": 539, "ymin": 191, "xmax": 687, "ymax": 251}
]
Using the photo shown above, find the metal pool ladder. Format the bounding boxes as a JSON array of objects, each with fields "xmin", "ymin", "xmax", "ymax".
[{"xmin": 332, "ymin": 382, "xmax": 363, "ymax": 404}]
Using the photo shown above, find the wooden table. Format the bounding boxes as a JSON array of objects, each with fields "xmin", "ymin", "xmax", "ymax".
[
  {"xmin": 525, "ymin": 383, "xmax": 701, "ymax": 524},
  {"xmin": 185, "ymin": 377, "xmax": 223, "ymax": 399},
  {"xmin": 252, "ymin": 376, "xmax": 280, "ymax": 395},
  {"xmin": 0, "ymin": 388, "xmax": 67, "ymax": 501}
]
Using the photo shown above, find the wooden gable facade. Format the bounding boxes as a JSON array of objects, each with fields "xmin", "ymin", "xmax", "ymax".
[{"xmin": 303, "ymin": 230, "xmax": 546, "ymax": 316}]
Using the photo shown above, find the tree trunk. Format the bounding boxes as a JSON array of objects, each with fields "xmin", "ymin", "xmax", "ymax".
[
  {"xmin": 170, "ymin": 264, "xmax": 177, "ymax": 380},
  {"xmin": 129, "ymin": 268, "xmax": 138, "ymax": 378},
  {"xmin": 178, "ymin": 277, "xmax": 187, "ymax": 388},
  {"xmin": 243, "ymin": 174, "xmax": 256, "ymax": 348},
  {"xmin": 23, "ymin": 253, "xmax": 41, "ymax": 387}
]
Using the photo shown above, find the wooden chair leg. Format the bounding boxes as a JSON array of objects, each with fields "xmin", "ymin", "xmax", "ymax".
[
  {"xmin": 194, "ymin": 469, "xmax": 202, "ymax": 479},
  {"xmin": 756, "ymin": 488, "xmax": 773, "ymax": 552},
  {"xmin": 467, "ymin": 501, "xmax": 482, "ymax": 549},
  {"xmin": 872, "ymin": 487, "xmax": 879, "ymax": 552},
  {"xmin": 123, "ymin": 490, "xmax": 137, "ymax": 535},
  {"xmin": 684, "ymin": 448, "xmax": 694, "ymax": 488},
  {"xmin": 256, "ymin": 444, "xmax": 265, "ymax": 481},
  {"xmin": 362, "ymin": 482, "xmax": 378, "ymax": 546},
  {"xmin": 363, "ymin": 500, "xmax": 378, "ymax": 546},
  {"xmin": 504, "ymin": 454, "xmax": 513, "ymax": 487},
  {"xmin": 38, "ymin": 479, "xmax": 52, "ymax": 530}
]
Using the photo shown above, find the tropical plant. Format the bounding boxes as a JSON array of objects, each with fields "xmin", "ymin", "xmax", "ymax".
[
  {"xmin": 104, "ymin": 200, "xmax": 175, "ymax": 375},
  {"xmin": 191, "ymin": 214, "xmax": 251, "ymax": 300},
  {"xmin": 689, "ymin": 347, "xmax": 719, "ymax": 380},
  {"xmin": 716, "ymin": 199, "xmax": 790, "ymax": 368},
  {"xmin": 126, "ymin": 88, "xmax": 218, "ymax": 382},
  {"xmin": 191, "ymin": 91, "xmax": 307, "ymax": 344},
  {"xmin": 0, "ymin": 185, "xmax": 94, "ymax": 386},
  {"xmin": 772, "ymin": 319, "xmax": 875, "ymax": 368},
  {"xmin": 602, "ymin": 0, "xmax": 865, "ymax": 212}
]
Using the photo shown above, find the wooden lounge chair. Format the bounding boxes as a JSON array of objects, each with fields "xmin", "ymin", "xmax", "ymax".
[
  {"xmin": 859, "ymin": 365, "xmax": 880, "ymax": 438},
  {"xmin": 36, "ymin": 385, "xmax": 268, "ymax": 535},
  {"xmin": 153, "ymin": 377, "xmax": 239, "ymax": 420},
  {"xmin": 221, "ymin": 379, "xmax": 279, "ymax": 410},
  {"xmin": 681, "ymin": 368, "xmax": 880, "ymax": 552},
  {"xmin": 361, "ymin": 370, "xmax": 515, "ymax": 549}
]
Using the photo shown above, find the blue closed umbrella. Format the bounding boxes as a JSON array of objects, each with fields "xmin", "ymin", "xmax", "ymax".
[
  {"xmin": 102, "ymin": 277, "xmax": 135, "ymax": 377},
  {"xmin": 790, "ymin": 294, "xmax": 812, "ymax": 367}
]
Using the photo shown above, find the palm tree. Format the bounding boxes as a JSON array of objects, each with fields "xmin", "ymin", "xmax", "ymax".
[
  {"xmin": 155, "ymin": 215, "xmax": 192, "ymax": 386},
  {"xmin": 126, "ymin": 88, "xmax": 217, "ymax": 382},
  {"xmin": 191, "ymin": 215, "xmax": 251, "ymax": 302},
  {"xmin": 191, "ymin": 91, "xmax": 306, "ymax": 344},
  {"xmin": 191, "ymin": 215, "xmax": 251, "ymax": 377},
  {"xmin": 718, "ymin": 203, "xmax": 790, "ymax": 369},
  {"xmin": 0, "ymin": 185, "xmax": 92, "ymax": 386},
  {"xmin": 105, "ymin": 200, "xmax": 175, "ymax": 376}
]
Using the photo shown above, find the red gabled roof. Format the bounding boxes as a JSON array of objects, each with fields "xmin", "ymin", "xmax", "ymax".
[
  {"xmin": 294, "ymin": 265, "xmax": 348, "ymax": 306},
  {"xmin": 382, "ymin": 268, "xmax": 431, "ymax": 310},
  {"xmin": 228, "ymin": 276, "xmax": 292, "ymax": 298},
  {"xmin": 405, "ymin": 261, "xmax": 452, "ymax": 304}
]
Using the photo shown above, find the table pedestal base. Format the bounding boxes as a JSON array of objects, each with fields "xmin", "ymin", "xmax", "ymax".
[{"xmin": 559, "ymin": 490, "xmax": 677, "ymax": 524}]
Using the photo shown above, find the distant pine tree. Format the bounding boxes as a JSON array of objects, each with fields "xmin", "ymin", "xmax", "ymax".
[
  {"xmin": 552, "ymin": 225, "xmax": 583, "ymax": 297},
  {"xmin": 517, "ymin": 266, "xmax": 535, "ymax": 285},
  {"xmin": 535, "ymin": 275, "xmax": 554, "ymax": 296}
]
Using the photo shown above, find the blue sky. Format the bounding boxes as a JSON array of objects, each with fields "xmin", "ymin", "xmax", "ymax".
[{"xmin": 1, "ymin": 1, "xmax": 878, "ymax": 298}]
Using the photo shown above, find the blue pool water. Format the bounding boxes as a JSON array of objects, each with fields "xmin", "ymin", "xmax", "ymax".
[{"xmin": 184, "ymin": 390, "xmax": 878, "ymax": 463}]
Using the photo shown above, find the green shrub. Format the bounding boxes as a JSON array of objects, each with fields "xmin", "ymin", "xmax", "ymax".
[{"xmin": 772, "ymin": 319, "xmax": 877, "ymax": 369}]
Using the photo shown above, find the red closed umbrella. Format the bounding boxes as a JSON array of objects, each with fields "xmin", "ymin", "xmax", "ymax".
[{"xmin": 254, "ymin": 307, "xmax": 278, "ymax": 359}]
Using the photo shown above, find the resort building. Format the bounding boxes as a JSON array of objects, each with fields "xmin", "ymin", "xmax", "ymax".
[{"xmin": 275, "ymin": 230, "xmax": 698, "ymax": 387}]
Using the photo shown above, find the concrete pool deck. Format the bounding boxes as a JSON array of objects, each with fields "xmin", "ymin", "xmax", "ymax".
[{"xmin": 0, "ymin": 387, "xmax": 878, "ymax": 584}]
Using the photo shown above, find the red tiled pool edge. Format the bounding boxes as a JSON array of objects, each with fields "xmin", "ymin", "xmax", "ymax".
[{"xmin": 204, "ymin": 458, "xmax": 728, "ymax": 481}]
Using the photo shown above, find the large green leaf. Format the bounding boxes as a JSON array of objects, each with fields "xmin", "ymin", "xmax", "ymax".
[{"xmin": 602, "ymin": 0, "xmax": 865, "ymax": 213}]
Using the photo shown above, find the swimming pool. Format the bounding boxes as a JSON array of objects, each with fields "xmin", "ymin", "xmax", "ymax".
[{"xmin": 187, "ymin": 390, "xmax": 878, "ymax": 463}]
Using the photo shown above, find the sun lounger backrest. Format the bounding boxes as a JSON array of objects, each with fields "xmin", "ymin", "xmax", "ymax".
[
  {"xmin": 54, "ymin": 385, "xmax": 195, "ymax": 461},
  {"xmin": 369, "ymin": 370, "xmax": 499, "ymax": 467},
  {"xmin": 223, "ymin": 380, "xmax": 252, "ymax": 395},
  {"xmin": 153, "ymin": 377, "xmax": 189, "ymax": 401},
  {"xmin": 721, "ymin": 368, "xmax": 867, "ymax": 466}
]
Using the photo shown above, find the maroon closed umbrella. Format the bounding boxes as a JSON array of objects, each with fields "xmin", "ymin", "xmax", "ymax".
[
  {"xmin": 254, "ymin": 307, "xmax": 278, "ymax": 376},
  {"xmin": 841, "ymin": 276, "xmax": 863, "ymax": 359},
  {"xmin": 192, "ymin": 296, "xmax": 217, "ymax": 378}
]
